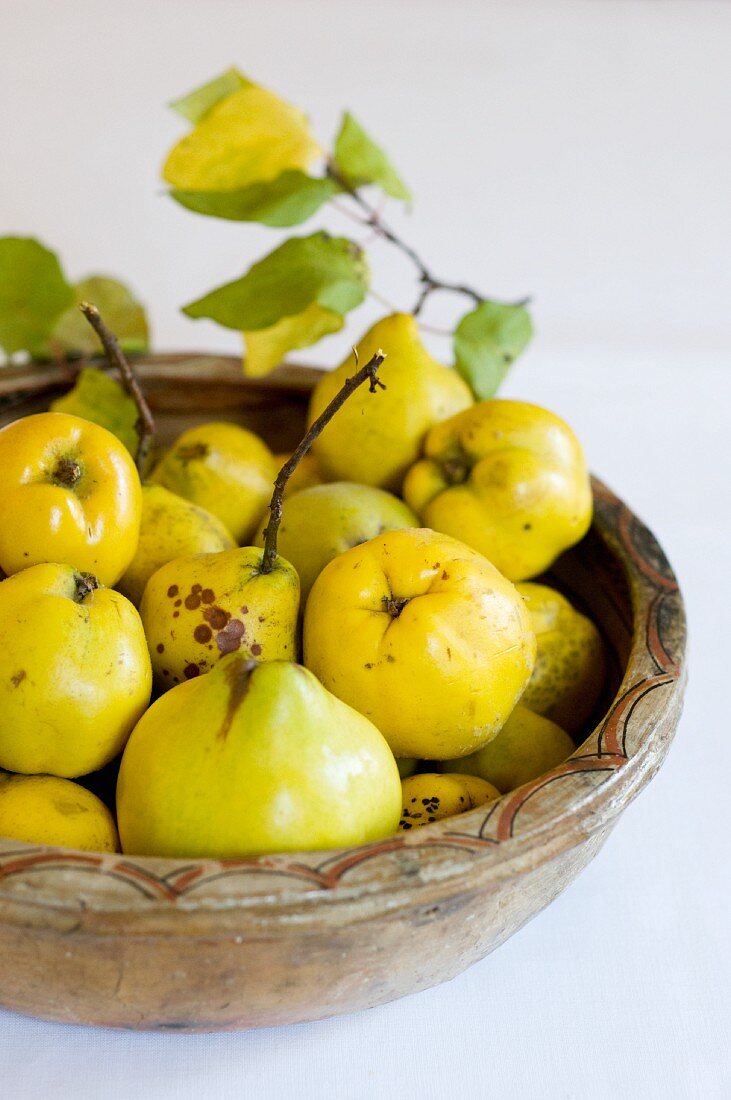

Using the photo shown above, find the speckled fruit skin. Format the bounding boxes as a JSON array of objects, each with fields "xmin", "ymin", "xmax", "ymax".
[
  {"xmin": 116, "ymin": 656, "xmax": 402, "ymax": 859},
  {"xmin": 403, "ymin": 398, "xmax": 592, "ymax": 581},
  {"xmin": 118, "ymin": 485, "xmax": 236, "ymax": 607},
  {"xmin": 303, "ymin": 528, "xmax": 536, "ymax": 760},
  {"xmin": 0, "ymin": 411, "xmax": 142, "ymax": 586},
  {"xmin": 0, "ymin": 772, "xmax": 119, "ymax": 852},
  {"xmin": 441, "ymin": 704, "xmax": 574, "ymax": 793},
  {"xmin": 0, "ymin": 564, "xmax": 151, "ymax": 778},
  {"xmin": 398, "ymin": 773, "xmax": 499, "ymax": 830},
  {"xmin": 150, "ymin": 421, "xmax": 277, "ymax": 543},
  {"xmin": 254, "ymin": 481, "xmax": 418, "ymax": 601},
  {"xmin": 139, "ymin": 547, "xmax": 299, "ymax": 692},
  {"xmin": 517, "ymin": 582, "xmax": 606, "ymax": 735},
  {"xmin": 308, "ymin": 313, "xmax": 473, "ymax": 493}
]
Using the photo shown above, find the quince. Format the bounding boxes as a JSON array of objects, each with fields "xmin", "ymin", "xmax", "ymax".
[
  {"xmin": 0, "ymin": 772, "xmax": 119, "ymax": 852},
  {"xmin": 0, "ymin": 412, "xmax": 142, "ymax": 586},
  {"xmin": 404, "ymin": 399, "xmax": 592, "ymax": 580},
  {"xmin": 117, "ymin": 484, "xmax": 235, "ymax": 607},
  {"xmin": 304, "ymin": 528, "xmax": 536, "ymax": 760},
  {"xmin": 254, "ymin": 481, "xmax": 417, "ymax": 601},
  {"xmin": 150, "ymin": 422, "xmax": 276, "ymax": 543},
  {"xmin": 0, "ymin": 564, "xmax": 151, "ymax": 777},
  {"xmin": 517, "ymin": 582, "xmax": 605, "ymax": 735},
  {"xmin": 117, "ymin": 655, "xmax": 401, "ymax": 858},
  {"xmin": 398, "ymin": 773, "xmax": 499, "ymax": 830},
  {"xmin": 140, "ymin": 547, "xmax": 299, "ymax": 691},
  {"xmin": 442, "ymin": 704, "xmax": 574, "ymax": 792},
  {"xmin": 308, "ymin": 314, "xmax": 472, "ymax": 492}
]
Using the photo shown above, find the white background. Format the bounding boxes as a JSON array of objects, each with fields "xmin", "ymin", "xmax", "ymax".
[{"xmin": 1, "ymin": 1, "xmax": 729, "ymax": 1097}]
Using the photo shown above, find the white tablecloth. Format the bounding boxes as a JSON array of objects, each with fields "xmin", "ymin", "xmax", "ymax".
[{"xmin": 1, "ymin": 2, "xmax": 728, "ymax": 1096}]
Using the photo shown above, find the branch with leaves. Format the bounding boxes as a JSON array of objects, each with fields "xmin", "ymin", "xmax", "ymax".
[{"xmin": 163, "ymin": 68, "xmax": 534, "ymax": 399}]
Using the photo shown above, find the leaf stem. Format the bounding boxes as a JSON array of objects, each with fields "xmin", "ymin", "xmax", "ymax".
[
  {"xmin": 327, "ymin": 161, "xmax": 484, "ymax": 315},
  {"xmin": 79, "ymin": 302, "xmax": 156, "ymax": 477},
  {"xmin": 260, "ymin": 349, "xmax": 386, "ymax": 574}
]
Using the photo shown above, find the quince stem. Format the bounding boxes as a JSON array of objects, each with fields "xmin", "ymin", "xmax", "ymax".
[
  {"xmin": 260, "ymin": 349, "xmax": 387, "ymax": 575},
  {"xmin": 79, "ymin": 302, "xmax": 156, "ymax": 478}
]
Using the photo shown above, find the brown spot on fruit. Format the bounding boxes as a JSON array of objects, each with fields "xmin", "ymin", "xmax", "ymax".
[
  {"xmin": 167, "ymin": 585, "xmax": 179, "ymax": 598},
  {"xmin": 173, "ymin": 611, "xmax": 180, "ymax": 618},
  {"xmin": 10, "ymin": 670, "xmax": 26, "ymax": 687},
  {"xmin": 216, "ymin": 619, "xmax": 245, "ymax": 655},
  {"xmin": 241, "ymin": 605, "xmax": 249, "ymax": 615},
  {"xmin": 194, "ymin": 624, "xmax": 213, "ymax": 644},
  {"xmin": 177, "ymin": 442, "xmax": 208, "ymax": 462},
  {"xmin": 174, "ymin": 599, "xmax": 182, "ymax": 607},
  {"xmin": 185, "ymin": 594, "xmax": 201, "ymax": 610},
  {"xmin": 218, "ymin": 657, "xmax": 257, "ymax": 740},
  {"xmin": 250, "ymin": 643, "xmax": 262, "ymax": 656},
  {"xmin": 156, "ymin": 644, "xmax": 165, "ymax": 654},
  {"xmin": 441, "ymin": 570, "xmax": 449, "ymax": 580},
  {"xmin": 192, "ymin": 584, "xmax": 202, "ymax": 594},
  {"xmin": 184, "ymin": 663, "xmax": 201, "ymax": 679},
  {"xmin": 204, "ymin": 606, "xmax": 230, "ymax": 630},
  {"xmin": 201, "ymin": 589, "xmax": 215, "ymax": 604}
]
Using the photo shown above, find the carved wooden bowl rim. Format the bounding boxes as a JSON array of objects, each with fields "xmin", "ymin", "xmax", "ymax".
[{"xmin": 0, "ymin": 355, "xmax": 687, "ymax": 922}]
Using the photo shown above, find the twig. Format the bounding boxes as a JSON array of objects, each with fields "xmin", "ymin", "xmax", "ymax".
[
  {"xmin": 327, "ymin": 161, "xmax": 532, "ymax": 317},
  {"xmin": 260, "ymin": 350, "xmax": 386, "ymax": 574},
  {"xmin": 327, "ymin": 161, "xmax": 484, "ymax": 313},
  {"xmin": 79, "ymin": 302, "xmax": 156, "ymax": 477}
]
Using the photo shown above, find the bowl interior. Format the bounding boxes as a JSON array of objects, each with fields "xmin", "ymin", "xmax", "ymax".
[{"xmin": 0, "ymin": 354, "xmax": 683, "ymax": 913}]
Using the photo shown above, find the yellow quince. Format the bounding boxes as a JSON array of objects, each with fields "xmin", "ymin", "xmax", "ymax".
[
  {"xmin": 303, "ymin": 528, "xmax": 536, "ymax": 760},
  {"xmin": 403, "ymin": 399, "xmax": 592, "ymax": 580}
]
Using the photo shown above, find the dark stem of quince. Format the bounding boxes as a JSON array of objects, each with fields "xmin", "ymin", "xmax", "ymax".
[
  {"xmin": 325, "ymin": 161, "xmax": 530, "ymax": 317},
  {"xmin": 73, "ymin": 571, "xmax": 99, "ymax": 603},
  {"xmin": 79, "ymin": 302, "xmax": 157, "ymax": 477},
  {"xmin": 53, "ymin": 456, "xmax": 82, "ymax": 488},
  {"xmin": 260, "ymin": 349, "xmax": 386, "ymax": 575}
]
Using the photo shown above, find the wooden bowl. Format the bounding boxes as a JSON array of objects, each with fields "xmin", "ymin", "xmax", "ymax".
[{"xmin": 0, "ymin": 354, "xmax": 686, "ymax": 1031}]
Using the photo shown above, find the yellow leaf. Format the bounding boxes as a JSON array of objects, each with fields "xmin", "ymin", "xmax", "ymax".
[
  {"xmin": 243, "ymin": 303, "xmax": 343, "ymax": 377},
  {"xmin": 163, "ymin": 84, "xmax": 321, "ymax": 191}
]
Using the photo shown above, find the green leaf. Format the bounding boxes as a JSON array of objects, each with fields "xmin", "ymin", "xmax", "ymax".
[
  {"xmin": 41, "ymin": 275, "xmax": 149, "ymax": 357},
  {"xmin": 170, "ymin": 170, "xmax": 338, "ymax": 228},
  {"xmin": 333, "ymin": 112, "xmax": 411, "ymax": 202},
  {"xmin": 183, "ymin": 232, "xmax": 369, "ymax": 332},
  {"xmin": 163, "ymin": 83, "xmax": 321, "ymax": 192},
  {"xmin": 243, "ymin": 302, "xmax": 343, "ymax": 377},
  {"xmin": 169, "ymin": 68, "xmax": 252, "ymax": 124},
  {"xmin": 453, "ymin": 300, "xmax": 534, "ymax": 399},
  {"xmin": 0, "ymin": 237, "xmax": 74, "ymax": 355},
  {"xmin": 51, "ymin": 367, "xmax": 139, "ymax": 455}
]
